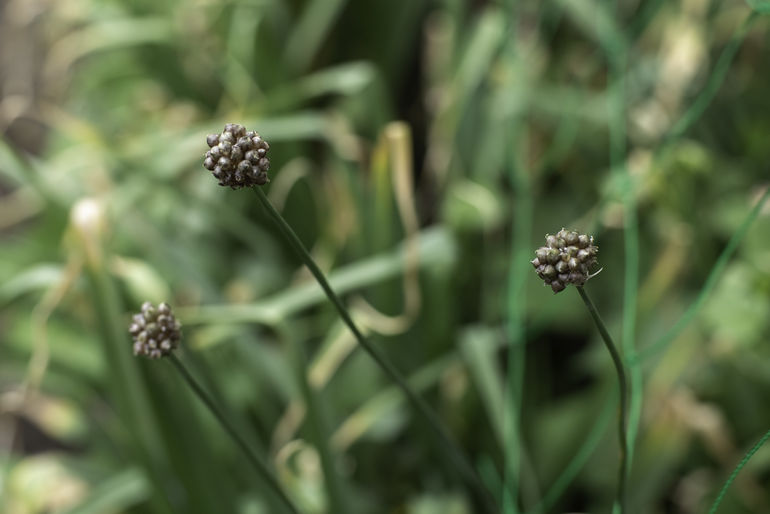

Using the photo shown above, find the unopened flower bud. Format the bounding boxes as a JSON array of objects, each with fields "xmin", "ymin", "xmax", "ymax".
[
  {"xmin": 532, "ymin": 228, "xmax": 599, "ymax": 293},
  {"xmin": 129, "ymin": 302, "xmax": 182, "ymax": 359},
  {"xmin": 203, "ymin": 123, "xmax": 271, "ymax": 189}
]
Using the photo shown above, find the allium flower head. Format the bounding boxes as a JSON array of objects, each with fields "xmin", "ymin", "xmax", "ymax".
[
  {"xmin": 532, "ymin": 228, "xmax": 599, "ymax": 293},
  {"xmin": 129, "ymin": 301, "xmax": 182, "ymax": 359},
  {"xmin": 203, "ymin": 123, "xmax": 270, "ymax": 189}
]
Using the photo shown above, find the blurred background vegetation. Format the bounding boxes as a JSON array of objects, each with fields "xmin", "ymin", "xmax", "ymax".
[{"xmin": 1, "ymin": 0, "xmax": 770, "ymax": 513}]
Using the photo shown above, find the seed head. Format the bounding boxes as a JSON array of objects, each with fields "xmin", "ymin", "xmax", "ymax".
[
  {"xmin": 532, "ymin": 228, "xmax": 598, "ymax": 293},
  {"xmin": 203, "ymin": 123, "xmax": 270, "ymax": 189},
  {"xmin": 129, "ymin": 301, "xmax": 182, "ymax": 359}
]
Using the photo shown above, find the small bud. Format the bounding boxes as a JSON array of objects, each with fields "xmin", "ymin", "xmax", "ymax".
[
  {"xmin": 129, "ymin": 302, "xmax": 182, "ymax": 359},
  {"xmin": 551, "ymin": 281, "xmax": 566, "ymax": 293},
  {"xmin": 533, "ymin": 229, "xmax": 599, "ymax": 293},
  {"xmin": 218, "ymin": 141, "xmax": 233, "ymax": 154},
  {"xmin": 218, "ymin": 157, "xmax": 232, "ymax": 170},
  {"xmin": 203, "ymin": 123, "xmax": 271, "ymax": 189}
]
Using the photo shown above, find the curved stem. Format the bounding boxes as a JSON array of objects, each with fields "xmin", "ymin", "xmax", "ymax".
[
  {"xmin": 576, "ymin": 286, "xmax": 628, "ymax": 514},
  {"xmin": 253, "ymin": 186, "xmax": 498, "ymax": 513},
  {"xmin": 169, "ymin": 355, "xmax": 300, "ymax": 514}
]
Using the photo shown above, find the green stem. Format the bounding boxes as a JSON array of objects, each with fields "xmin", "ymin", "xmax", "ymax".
[
  {"xmin": 576, "ymin": 286, "xmax": 628, "ymax": 514},
  {"xmin": 708, "ymin": 428, "xmax": 770, "ymax": 514},
  {"xmin": 168, "ymin": 354, "xmax": 300, "ymax": 514},
  {"xmin": 252, "ymin": 186, "xmax": 498, "ymax": 513}
]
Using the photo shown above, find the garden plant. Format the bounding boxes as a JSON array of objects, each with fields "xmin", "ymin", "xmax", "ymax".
[{"xmin": 2, "ymin": 1, "xmax": 770, "ymax": 513}]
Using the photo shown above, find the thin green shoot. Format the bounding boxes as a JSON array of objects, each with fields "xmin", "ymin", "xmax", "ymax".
[
  {"xmin": 707, "ymin": 428, "xmax": 770, "ymax": 514},
  {"xmin": 168, "ymin": 355, "xmax": 300, "ymax": 514},
  {"xmin": 576, "ymin": 286, "xmax": 628, "ymax": 514}
]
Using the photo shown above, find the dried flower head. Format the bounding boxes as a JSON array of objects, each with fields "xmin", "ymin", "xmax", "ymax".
[
  {"xmin": 532, "ymin": 228, "xmax": 599, "ymax": 293},
  {"xmin": 203, "ymin": 123, "xmax": 270, "ymax": 189},
  {"xmin": 128, "ymin": 302, "xmax": 182, "ymax": 358}
]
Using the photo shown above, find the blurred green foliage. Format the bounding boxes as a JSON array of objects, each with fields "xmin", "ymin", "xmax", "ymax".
[{"xmin": 1, "ymin": 0, "xmax": 770, "ymax": 513}]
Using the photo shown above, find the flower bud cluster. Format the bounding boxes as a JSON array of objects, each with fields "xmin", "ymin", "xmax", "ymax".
[
  {"xmin": 128, "ymin": 302, "xmax": 182, "ymax": 359},
  {"xmin": 203, "ymin": 123, "xmax": 270, "ymax": 188},
  {"xmin": 532, "ymin": 228, "xmax": 598, "ymax": 293}
]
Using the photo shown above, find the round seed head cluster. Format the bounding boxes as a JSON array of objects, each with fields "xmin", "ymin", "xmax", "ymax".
[
  {"xmin": 203, "ymin": 123, "xmax": 270, "ymax": 188},
  {"xmin": 128, "ymin": 302, "xmax": 182, "ymax": 359},
  {"xmin": 532, "ymin": 228, "xmax": 599, "ymax": 293}
]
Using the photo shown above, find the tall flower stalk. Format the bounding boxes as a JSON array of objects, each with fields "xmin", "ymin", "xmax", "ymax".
[
  {"xmin": 576, "ymin": 287, "xmax": 629, "ymax": 514},
  {"xmin": 201, "ymin": 124, "xmax": 498, "ymax": 512},
  {"xmin": 532, "ymin": 229, "xmax": 629, "ymax": 513},
  {"xmin": 252, "ymin": 186, "xmax": 498, "ymax": 512},
  {"xmin": 129, "ymin": 302, "xmax": 301, "ymax": 514}
]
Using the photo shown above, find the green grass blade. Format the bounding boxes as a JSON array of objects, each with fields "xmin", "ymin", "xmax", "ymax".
[
  {"xmin": 634, "ymin": 185, "xmax": 770, "ymax": 362},
  {"xmin": 707, "ymin": 428, "xmax": 770, "ymax": 514},
  {"xmin": 284, "ymin": 0, "xmax": 349, "ymax": 73},
  {"xmin": 665, "ymin": 12, "xmax": 760, "ymax": 143},
  {"xmin": 503, "ymin": 124, "xmax": 534, "ymax": 514},
  {"xmin": 179, "ymin": 226, "xmax": 456, "ymax": 328},
  {"xmin": 527, "ymin": 397, "xmax": 614, "ymax": 514},
  {"xmin": 607, "ymin": 0, "xmax": 642, "ymax": 487}
]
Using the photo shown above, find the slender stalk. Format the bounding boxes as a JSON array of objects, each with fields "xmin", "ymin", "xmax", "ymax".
[
  {"xmin": 708, "ymin": 428, "xmax": 770, "ymax": 514},
  {"xmin": 168, "ymin": 354, "xmax": 300, "ymax": 514},
  {"xmin": 252, "ymin": 186, "xmax": 498, "ymax": 513},
  {"xmin": 576, "ymin": 286, "xmax": 628, "ymax": 514}
]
